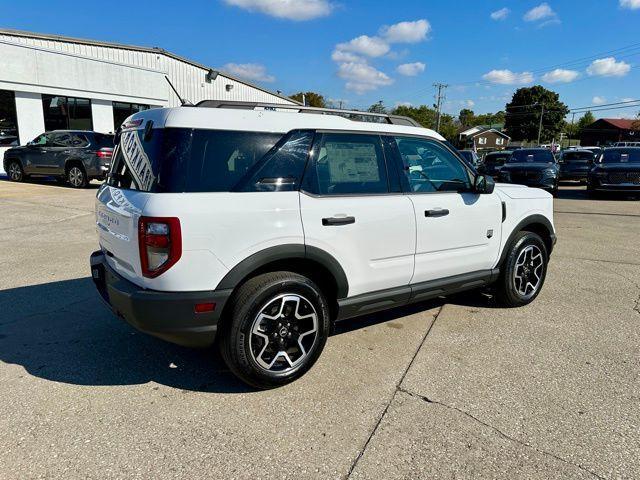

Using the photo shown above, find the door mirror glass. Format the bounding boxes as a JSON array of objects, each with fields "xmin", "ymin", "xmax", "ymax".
[{"xmin": 474, "ymin": 174, "xmax": 495, "ymax": 194}]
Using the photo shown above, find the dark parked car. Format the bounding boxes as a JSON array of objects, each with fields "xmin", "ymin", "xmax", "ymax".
[
  {"xmin": 458, "ymin": 149, "xmax": 480, "ymax": 167},
  {"xmin": 3, "ymin": 130, "xmax": 114, "ymax": 187},
  {"xmin": 587, "ymin": 147, "xmax": 640, "ymax": 197},
  {"xmin": 478, "ymin": 150, "xmax": 511, "ymax": 178},
  {"xmin": 499, "ymin": 148, "xmax": 559, "ymax": 196},
  {"xmin": 559, "ymin": 149, "xmax": 594, "ymax": 183}
]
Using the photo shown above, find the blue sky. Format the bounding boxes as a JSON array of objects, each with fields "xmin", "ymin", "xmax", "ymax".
[{"xmin": 3, "ymin": 0, "xmax": 640, "ymax": 118}]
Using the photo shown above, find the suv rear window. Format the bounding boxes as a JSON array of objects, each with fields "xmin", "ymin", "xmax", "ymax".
[{"xmin": 108, "ymin": 128, "xmax": 283, "ymax": 192}]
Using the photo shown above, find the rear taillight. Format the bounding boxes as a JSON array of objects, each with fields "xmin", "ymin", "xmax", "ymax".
[
  {"xmin": 138, "ymin": 217, "xmax": 182, "ymax": 278},
  {"xmin": 96, "ymin": 147, "xmax": 113, "ymax": 159}
]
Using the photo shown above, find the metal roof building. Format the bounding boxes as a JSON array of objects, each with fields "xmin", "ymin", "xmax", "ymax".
[{"xmin": 0, "ymin": 28, "xmax": 297, "ymax": 172}]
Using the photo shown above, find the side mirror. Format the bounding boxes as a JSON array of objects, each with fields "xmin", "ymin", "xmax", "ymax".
[{"xmin": 474, "ymin": 174, "xmax": 495, "ymax": 194}]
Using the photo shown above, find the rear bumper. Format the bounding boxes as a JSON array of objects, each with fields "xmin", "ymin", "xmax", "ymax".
[{"xmin": 90, "ymin": 251, "xmax": 231, "ymax": 347}]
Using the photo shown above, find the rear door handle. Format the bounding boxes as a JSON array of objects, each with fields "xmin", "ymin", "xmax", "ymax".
[
  {"xmin": 322, "ymin": 216, "xmax": 356, "ymax": 226},
  {"xmin": 425, "ymin": 208, "xmax": 449, "ymax": 218}
]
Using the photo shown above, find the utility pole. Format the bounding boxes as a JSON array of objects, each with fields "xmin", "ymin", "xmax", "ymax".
[
  {"xmin": 433, "ymin": 83, "xmax": 448, "ymax": 133},
  {"xmin": 537, "ymin": 103, "xmax": 545, "ymax": 145},
  {"xmin": 302, "ymin": 93, "xmax": 306, "ymax": 106},
  {"xmin": 570, "ymin": 112, "xmax": 576, "ymax": 145}
]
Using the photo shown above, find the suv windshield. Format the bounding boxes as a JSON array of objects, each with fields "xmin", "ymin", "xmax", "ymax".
[
  {"xmin": 484, "ymin": 153, "xmax": 510, "ymax": 165},
  {"xmin": 601, "ymin": 149, "xmax": 640, "ymax": 164},
  {"xmin": 107, "ymin": 128, "xmax": 283, "ymax": 192},
  {"xmin": 562, "ymin": 151, "xmax": 593, "ymax": 162},
  {"xmin": 509, "ymin": 149, "xmax": 555, "ymax": 163}
]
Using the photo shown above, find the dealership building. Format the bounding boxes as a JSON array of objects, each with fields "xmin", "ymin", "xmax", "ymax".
[{"xmin": 0, "ymin": 28, "xmax": 297, "ymax": 174}]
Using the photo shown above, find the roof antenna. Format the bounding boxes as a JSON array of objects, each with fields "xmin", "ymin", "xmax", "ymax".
[{"xmin": 164, "ymin": 75, "xmax": 193, "ymax": 106}]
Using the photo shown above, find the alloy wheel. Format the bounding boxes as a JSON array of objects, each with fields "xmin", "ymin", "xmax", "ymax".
[
  {"xmin": 249, "ymin": 293, "xmax": 319, "ymax": 372},
  {"xmin": 69, "ymin": 167, "xmax": 84, "ymax": 187},
  {"xmin": 513, "ymin": 245, "xmax": 544, "ymax": 300},
  {"xmin": 8, "ymin": 162, "xmax": 22, "ymax": 181}
]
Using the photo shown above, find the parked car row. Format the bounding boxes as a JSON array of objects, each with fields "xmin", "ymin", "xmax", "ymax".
[
  {"xmin": 3, "ymin": 130, "xmax": 114, "ymax": 187},
  {"xmin": 475, "ymin": 146, "xmax": 640, "ymax": 198}
]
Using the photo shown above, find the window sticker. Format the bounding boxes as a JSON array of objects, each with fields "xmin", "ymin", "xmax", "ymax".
[{"xmin": 120, "ymin": 130, "xmax": 156, "ymax": 191}]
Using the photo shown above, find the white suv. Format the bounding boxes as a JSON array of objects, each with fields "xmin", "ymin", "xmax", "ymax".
[{"xmin": 90, "ymin": 102, "xmax": 556, "ymax": 389}]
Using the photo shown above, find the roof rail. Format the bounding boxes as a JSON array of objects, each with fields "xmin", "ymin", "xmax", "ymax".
[{"xmin": 194, "ymin": 100, "xmax": 423, "ymax": 128}]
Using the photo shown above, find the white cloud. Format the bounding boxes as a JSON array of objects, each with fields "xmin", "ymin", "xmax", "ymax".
[
  {"xmin": 461, "ymin": 99, "xmax": 475, "ymax": 108},
  {"xmin": 586, "ymin": 57, "xmax": 631, "ymax": 77},
  {"xmin": 592, "ymin": 96, "xmax": 606, "ymax": 105},
  {"xmin": 394, "ymin": 101, "xmax": 413, "ymax": 108},
  {"xmin": 222, "ymin": 0, "xmax": 333, "ymax": 20},
  {"xmin": 335, "ymin": 35, "xmax": 390, "ymax": 58},
  {"xmin": 396, "ymin": 62, "xmax": 426, "ymax": 76},
  {"xmin": 524, "ymin": 3, "xmax": 557, "ymax": 21},
  {"xmin": 482, "ymin": 69, "xmax": 534, "ymax": 85},
  {"xmin": 337, "ymin": 62, "xmax": 394, "ymax": 94},
  {"xmin": 380, "ymin": 19, "xmax": 431, "ymax": 43},
  {"xmin": 620, "ymin": 0, "xmax": 640, "ymax": 9},
  {"xmin": 541, "ymin": 68, "xmax": 579, "ymax": 83},
  {"xmin": 490, "ymin": 7, "xmax": 510, "ymax": 20},
  {"xmin": 331, "ymin": 49, "xmax": 363, "ymax": 63},
  {"xmin": 222, "ymin": 63, "xmax": 275, "ymax": 82}
]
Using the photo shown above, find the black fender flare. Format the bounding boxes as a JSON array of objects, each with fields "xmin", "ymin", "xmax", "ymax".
[
  {"xmin": 216, "ymin": 244, "xmax": 349, "ymax": 299},
  {"xmin": 498, "ymin": 214, "xmax": 556, "ymax": 267}
]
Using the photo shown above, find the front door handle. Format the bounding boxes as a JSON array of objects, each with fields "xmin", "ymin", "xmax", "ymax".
[
  {"xmin": 322, "ymin": 216, "xmax": 356, "ymax": 226},
  {"xmin": 425, "ymin": 208, "xmax": 449, "ymax": 218}
]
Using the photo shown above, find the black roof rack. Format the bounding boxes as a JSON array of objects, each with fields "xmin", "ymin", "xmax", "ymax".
[{"xmin": 194, "ymin": 100, "xmax": 422, "ymax": 128}]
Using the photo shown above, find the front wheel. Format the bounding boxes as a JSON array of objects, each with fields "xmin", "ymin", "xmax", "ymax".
[
  {"xmin": 220, "ymin": 272, "xmax": 331, "ymax": 389},
  {"xmin": 496, "ymin": 231, "xmax": 548, "ymax": 307},
  {"xmin": 7, "ymin": 160, "xmax": 25, "ymax": 182}
]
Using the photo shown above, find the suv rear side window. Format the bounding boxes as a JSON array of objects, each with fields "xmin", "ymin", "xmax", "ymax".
[
  {"xmin": 303, "ymin": 133, "xmax": 389, "ymax": 195},
  {"xmin": 107, "ymin": 128, "xmax": 282, "ymax": 192}
]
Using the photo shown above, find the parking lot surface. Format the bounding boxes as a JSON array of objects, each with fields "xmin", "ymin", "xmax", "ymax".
[{"xmin": 1, "ymin": 179, "xmax": 639, "ymax": 479}]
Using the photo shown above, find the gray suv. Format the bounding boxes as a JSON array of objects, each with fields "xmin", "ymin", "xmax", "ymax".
[{"xmin": 3, "ymin": 130, "xmax": 114, "ymax": 188}]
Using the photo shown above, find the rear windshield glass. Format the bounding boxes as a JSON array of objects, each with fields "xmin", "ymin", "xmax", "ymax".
[
  {"xmin": 601, "ymin": 149, "xmax": 640, "ymax": 164},
  {"xmin": 107, "ymin": 128, "xmax": 283, "ymax": 192},
  {"xmin": 509, "ymin": 149, "xmax": 555, "ymax": 163},
  {"xmin": 562, "ymin": 151, "xmax": 593, "ymax": 161}
]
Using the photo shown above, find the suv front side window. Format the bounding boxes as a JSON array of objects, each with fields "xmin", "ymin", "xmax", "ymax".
[
  {"xmin": 394, "ymin": 136, "xmax": 472, "ymax": 193},
  {"xmin": 303, "ymin": 133, "xmax": 389, "ymax": 195}
]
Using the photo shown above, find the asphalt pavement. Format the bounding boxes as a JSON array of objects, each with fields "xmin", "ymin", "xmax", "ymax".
[{"xmin": 1, "ymin": 179, "xmax": 638, "ymax": 479}]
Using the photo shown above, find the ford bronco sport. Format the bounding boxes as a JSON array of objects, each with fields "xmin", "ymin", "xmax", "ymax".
[{"xmin": 90, "ymin": 102, "xmax": 555, "ymax": 389}]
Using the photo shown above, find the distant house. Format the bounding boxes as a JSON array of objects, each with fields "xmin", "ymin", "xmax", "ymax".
[
  {"xmin": 580, "ymin": 118, "xmax": 640, "ymax": 146},
  {"xmin": 458, "ymin": 126, "xmax": 511, "ymax": 151}
]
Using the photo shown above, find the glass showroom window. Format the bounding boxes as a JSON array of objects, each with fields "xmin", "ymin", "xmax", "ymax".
[
  {"xmin": 0, "ymin": 90, "xmax": 19, "ymax": 146},
  {"xmin": 42, "ymin": 95, "xmax": 93, "ymax": 131},
  {"xmin": 113, "ymin": 102, "xmax": 149, "ymax": 130}
]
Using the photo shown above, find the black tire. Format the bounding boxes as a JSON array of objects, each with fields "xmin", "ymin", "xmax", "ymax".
[
  {"xmin": 66, "ymin": 163, "xmax": 88, "ymax": 188},
  {"xmin": 6, "ymin": 160, "xmax": 25, "ymax": 182},
  {"xmin": 220, "ymin": 271, "xmax": 331, "ymax": 389},
  {"xmin": 496, "ymin": 231, "xmax": 548, "ymax": 307}
]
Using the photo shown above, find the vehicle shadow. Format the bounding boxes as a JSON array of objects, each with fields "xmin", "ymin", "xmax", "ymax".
[{"xmin": 0, "ymin": 277, "xmax": 496, "ymax": 393}]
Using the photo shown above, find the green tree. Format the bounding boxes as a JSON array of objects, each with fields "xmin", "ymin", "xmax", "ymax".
[
  {"xmin": 289, "ymin": 91, "xmax": 326, "ymax": 108},
  {"xmin": 391, "ymin": 105, "xmax": 458, "ymax": 141},
  {"xmin": 576, "ymin": 111, "xmax": 595, "ymax": 134},
  {"xmin": 367, "ymin": 101, "xmax": 387, "ymax": 113},
  {"xmin": 504, "ymin": 86, "xmax": 569, "ymax": 142},
  {"xmin": 459, "ymin": 108, "xmax": 475, "ymax": 127}
]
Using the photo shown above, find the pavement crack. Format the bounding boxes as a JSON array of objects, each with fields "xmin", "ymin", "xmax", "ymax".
[
  {"xmin": 345, "ymin": 306, "xmax": 442, "ymax": 479},
  {"xmin": 398, "ymin": 387, "xmax": 606, "ymax": 480}
]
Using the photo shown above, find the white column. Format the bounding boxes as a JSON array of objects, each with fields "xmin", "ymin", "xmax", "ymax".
[
  {"xmin": 15, "ymin": 91, "xmax": 45, "ymax": 146},
  {"xmin": 91, "ymin": 99, "xmax": 115, "ymax": 134}
]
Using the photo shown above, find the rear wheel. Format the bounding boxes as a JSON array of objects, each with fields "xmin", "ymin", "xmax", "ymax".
[
  {"xmin": 7, "ymin": 160, "xmax": 24, "ymax": 182},
  {"xmin": 496, "ymin": 231, "xmax": 548, "ymax": 307},
  {"xmin": 66, "ymin": 164, "xmax": 88, "ymax": 188},
  {"xmin": 220, "ymin": 271, "xmax": 331, "ymax": 389}
]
